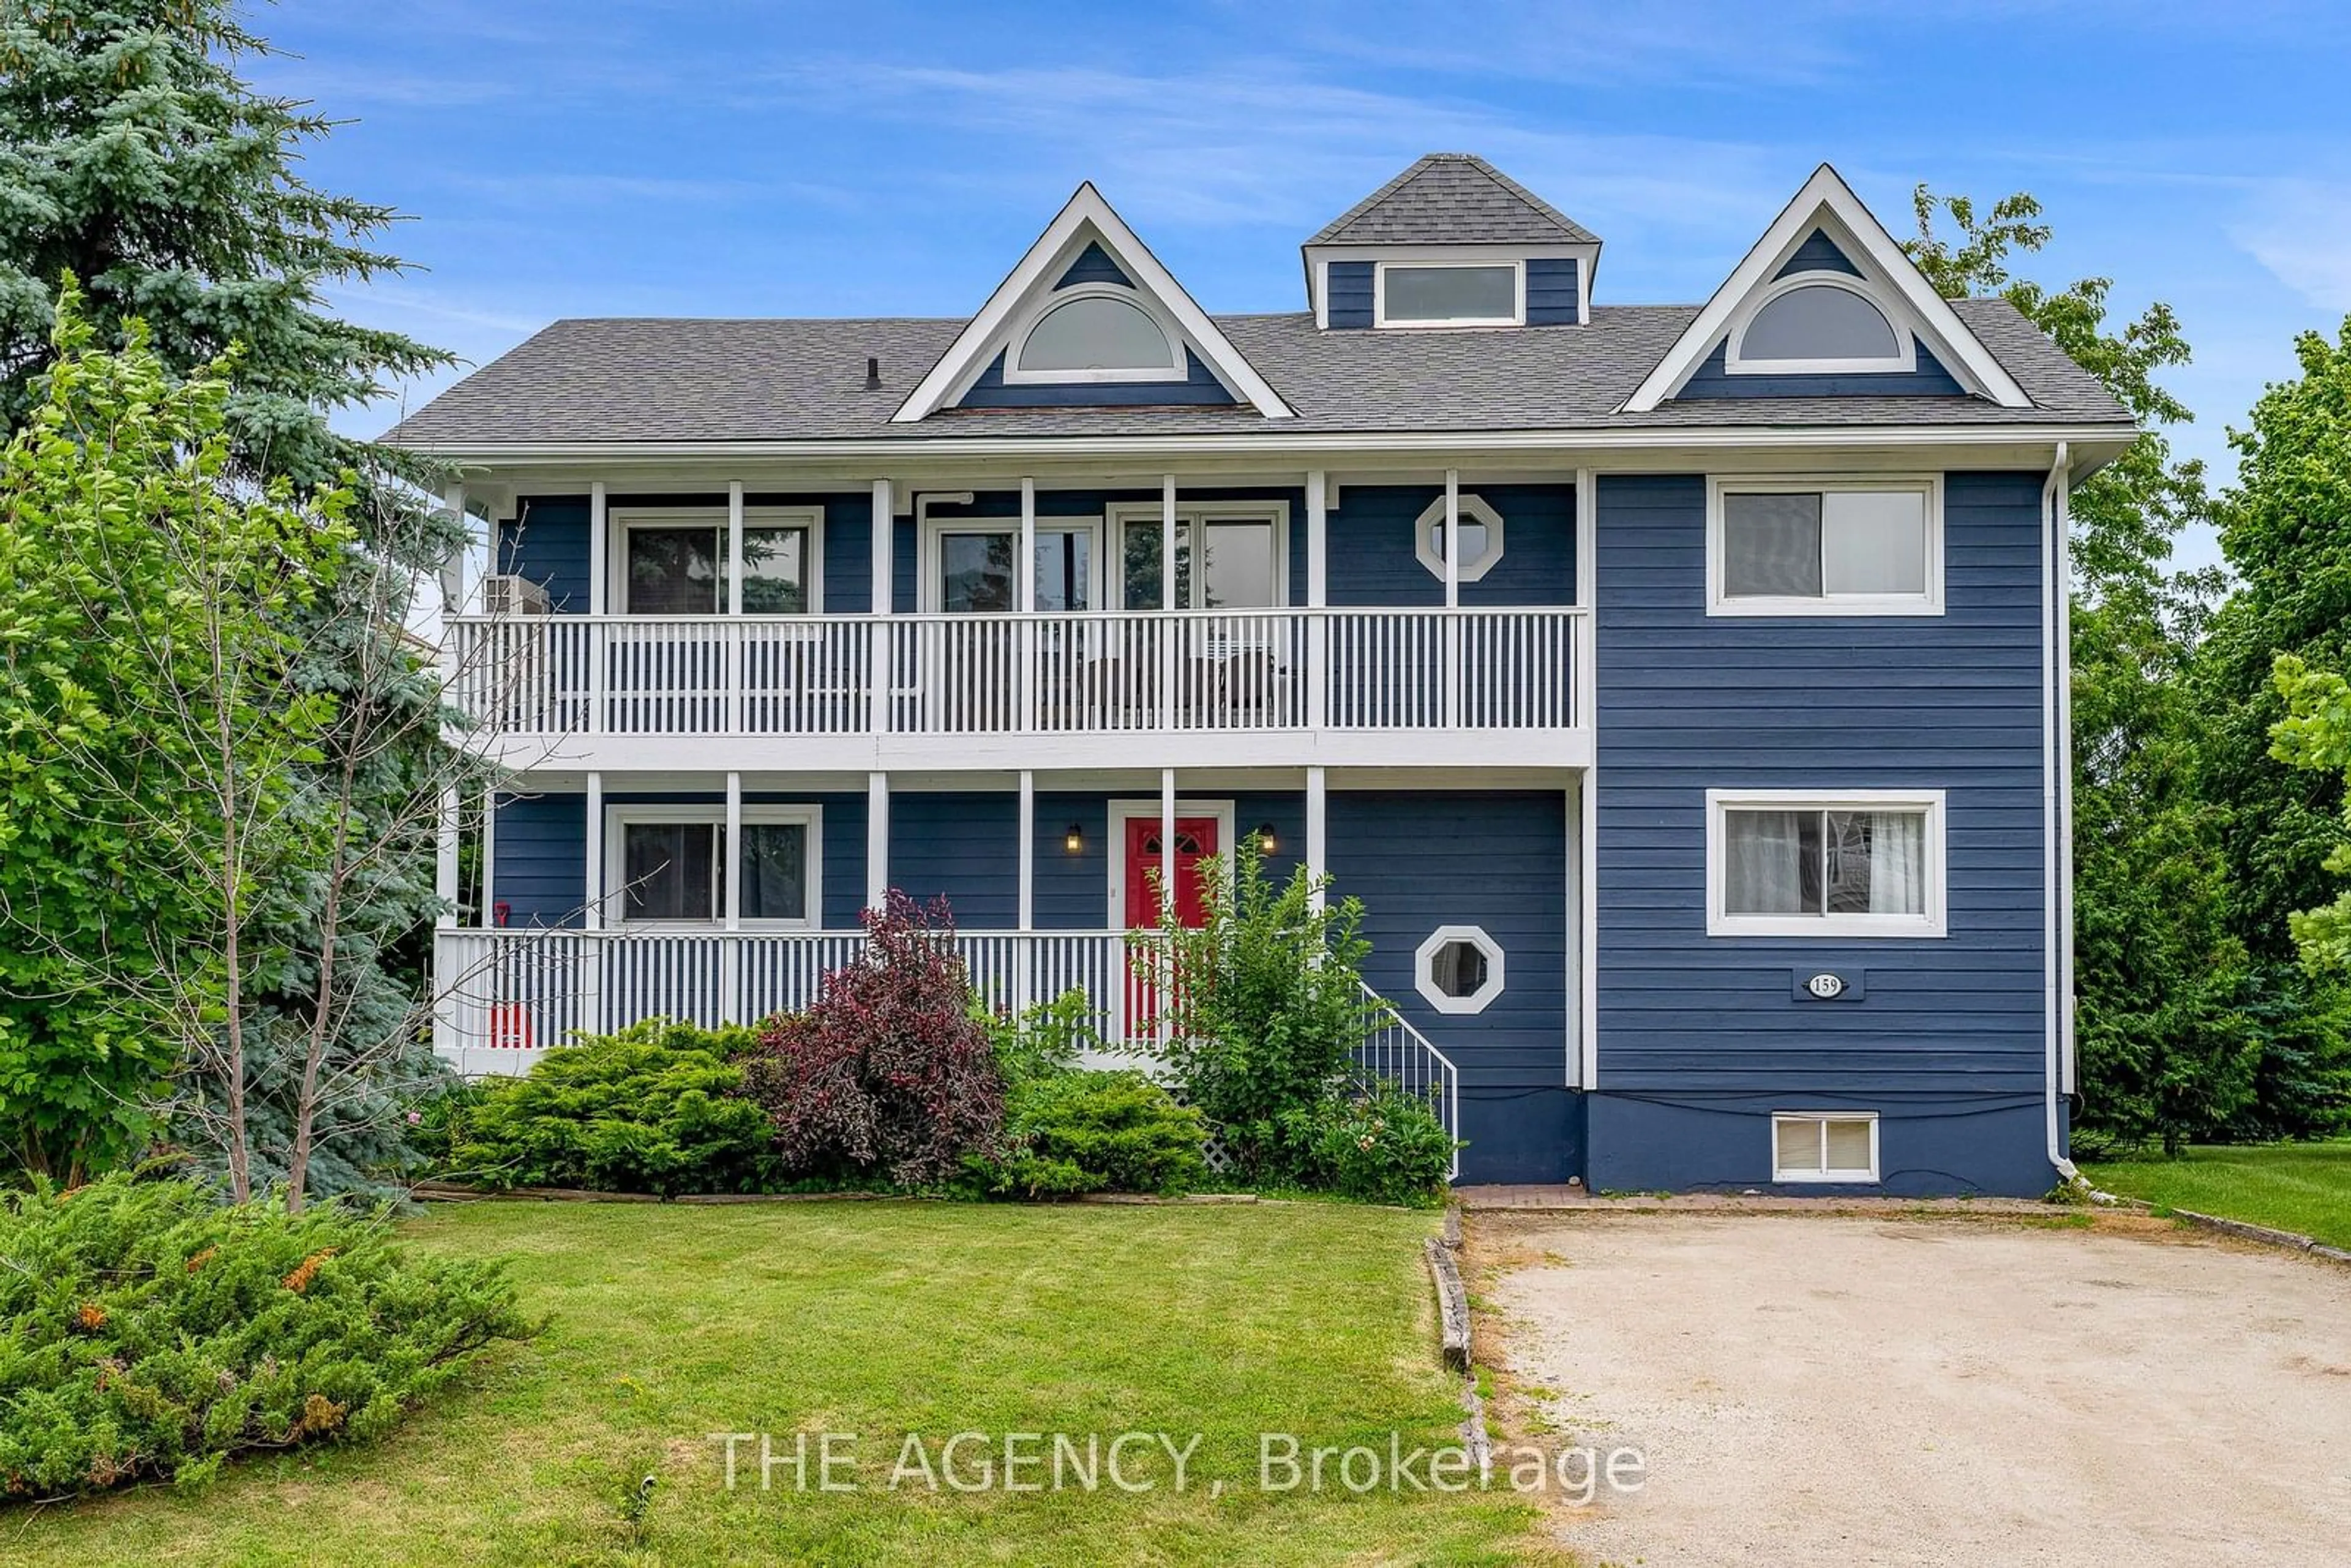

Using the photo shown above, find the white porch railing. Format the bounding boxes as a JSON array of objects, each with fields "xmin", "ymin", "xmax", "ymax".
[
  {"xmin": 446, "ymin": 607, "xmax": 1583, "ymax": 738},
  {"xmin": 430, "ymin": 927, "xmax": 1460, "ymax": 1171}
]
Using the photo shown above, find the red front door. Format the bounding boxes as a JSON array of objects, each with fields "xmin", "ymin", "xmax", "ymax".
[{"xmin": 1125, "ymin": 816, "xmax": 1218, "ymax": 928}]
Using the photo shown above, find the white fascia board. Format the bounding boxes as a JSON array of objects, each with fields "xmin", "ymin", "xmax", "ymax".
[
  {"xmin": 891, "ymin": 182, "xmax": 1292, "ymax": 423},
  {"xmin": 1621, "ymin": 164, "xmax": 2033, "ymax": 413},
  {"xmin": 408, "ymin": 422, "xmax": 2134, "ymax": 476}
]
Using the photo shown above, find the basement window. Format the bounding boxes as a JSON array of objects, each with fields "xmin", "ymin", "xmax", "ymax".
[{"xmin": 1772, "ymin": 1112, "xmax": 1880, "ymax": 1183}]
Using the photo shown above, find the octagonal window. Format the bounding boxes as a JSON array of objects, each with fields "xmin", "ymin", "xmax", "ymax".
[
  {"xmin": 1415, "ymin": 925, "xmax": 1505, "ymax": 1015},
  {"xmin": 1414, "ymin": 493, "xmax": 1507, "ymax": 583}
]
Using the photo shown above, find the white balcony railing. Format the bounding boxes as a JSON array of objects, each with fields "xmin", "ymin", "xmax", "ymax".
[
  {"xmin": 430, "ymin": 926, "xmax": 1459, "ymax": 1172},
  {"xmin": 446, "ymin": 607, "xmax": 1584, "ymax": 739}
]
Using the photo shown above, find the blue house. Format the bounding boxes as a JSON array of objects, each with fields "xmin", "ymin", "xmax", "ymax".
[{"xmin": 391, "ymin": 156, "xmax": 2134, "ymax": 1195}]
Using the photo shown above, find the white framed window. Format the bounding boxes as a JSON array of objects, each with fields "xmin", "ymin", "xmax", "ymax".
[
  {"xmin": 1106, "ymin": 500, "xmax": 1289, "ymax": 610},
  {"xmin": 1772, "ymin": 1112, "xmax": 1880, "ymax": 1183},
  {"xmin": 1005, "ymin": 285, "xmax": 1180, "ymax": 384},
  {"xmin": 1707, "ymin": 476, "xmax": 1941, "ymax": 617},
  {"xmin": 610, "ymin": 505, "xmax": 823, "ymax": 616},
  {"xmin": 1706, "ymin": 789, "xmax": 1946, "ymax": 939},
  {"xmin": 918, "ymin": 514, "xmax": 1103, "ymax": 612},
  {"xmin": 1415, "ymin": 925, "xmax": 1505, "ymax": 1015},
  {"xmin": 1412, "ymin": 493, "xmax": 1506, "ymax": 583},
  {"xmin": 603, "ymin": 804, "xmax": 822, "ymax": 928},
  {"xmin": 1726, "ymin": 272, "xmax": 1915, "ymax": 376},
  {"xmin": 1374, "ymin": 261, "xmax": 1524, "ymax": 328}
]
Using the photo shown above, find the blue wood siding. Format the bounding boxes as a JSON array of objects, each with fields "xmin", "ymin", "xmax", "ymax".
[
  {"xmin": 1328, "ymin": 790, "xmax": 1574, "ymax": 1184},
  {"xmin": 888, "ymin": 793, "xmax": 1020, "ymax": 928},
  {"xmin": 490, "ymin": 792, "xmax": 588, "ymax": 927},
  {"xmin": 491, "ymin": 791, "xmax": 869, "ymax": 931},
  {"xmin": 1589, "ymin": 471, "xmax": 2052, "ymax": 1195},
  {"xmin": 1056, "ymin": 241, "xmax": 1133, "ymax": 290},
  {"xmin": 1525, "ymin": 257, "xmax": 1580, "ymax": 325},
  {"xmin": 497, "ymin": 497, "xmax": 591, "ymax": 611},
  {"xmin": 955, "ymin": 348, "xmax": 1236, "ymax": 409},
  {"xmin": 1775, "ymin": 228, "xmax": 1862, "ymax": 278},
  {"xmin": 819, "ymin": 497, "xmax": 871, "ymax": 614},
  {"xmin": 1675, "ymin": 336, "xmax": 1965, "ymax": 399},
  {"xmin": 1326, "ymin": 261, "xmax": 1374, "ymax": 328},
  {"xmin": 1325, "ymin": 484, "xmax": 1576, "ymax": 607}
]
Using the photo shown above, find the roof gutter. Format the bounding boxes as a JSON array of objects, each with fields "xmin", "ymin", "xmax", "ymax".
[
  {"xmin": 2042, "ymin": 439, "xmax": 2079, "ymax": 1186},
  {"xmin": 391, "ymin": 421, "xmax": 2140, "ymax": 470}
]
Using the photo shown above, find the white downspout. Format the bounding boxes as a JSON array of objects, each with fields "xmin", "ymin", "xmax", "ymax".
[{"xmin": 2041, "ymin": 441, "xmax": 2078, "ymax": 1183}]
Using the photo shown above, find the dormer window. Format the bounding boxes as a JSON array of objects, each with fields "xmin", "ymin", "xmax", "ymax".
[
  {"xmin": 1374, "ymin": 261, "xmax": 1523, "ymax": 327},
  {"xmin": 1727, "ymin": 272, "xmax": 1914, "ymax": 375},
  {"xmin": 1007, "ymin": 288, "xmax": 1177, "ymax": 382}
]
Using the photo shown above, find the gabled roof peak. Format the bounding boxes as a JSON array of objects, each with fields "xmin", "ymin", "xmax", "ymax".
[{"xmin": 1308, "ymin": 153, "xmax": 1599, "ymax": 247}]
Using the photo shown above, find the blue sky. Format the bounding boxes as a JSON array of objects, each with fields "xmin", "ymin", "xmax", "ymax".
[{"xmin": 256, "ymin": 1, "xmax": 2351, "ymax": 572}]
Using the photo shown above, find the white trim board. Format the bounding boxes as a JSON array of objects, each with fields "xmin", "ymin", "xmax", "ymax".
[
  {"xmin": 1621, "ymin": 164, "xmax": 2031, "ymax": 412},
  {"xmin": 893, "ymin": 183, "xmax": 1291, "ymax": 423}
]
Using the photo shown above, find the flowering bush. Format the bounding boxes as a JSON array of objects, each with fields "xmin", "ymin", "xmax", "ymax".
[
  {"xmin": 0, "ymin": 1174, "xmax": 533, "ymax": 1499},
  {"xmin": 1284, "ymin": 1084, "xmax": 1457, "ymax": 1207},
  {"xmin": 441, "ymin": 1019, "xmax": 776, "ymax": 1196},
  {"xmin": 738, "ymin": 893, "xmax": 1004, "ymax": 1186}
]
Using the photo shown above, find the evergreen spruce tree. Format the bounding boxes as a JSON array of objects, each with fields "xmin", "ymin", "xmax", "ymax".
[{"xmin": 0, "ymin": 0, "xmax": 469, "ymax": 1192}]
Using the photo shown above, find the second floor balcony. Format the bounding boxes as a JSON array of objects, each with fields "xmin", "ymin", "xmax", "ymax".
[{"xmin": 448, "ymin": 604, "xmax": 1589, "ymax": 768}]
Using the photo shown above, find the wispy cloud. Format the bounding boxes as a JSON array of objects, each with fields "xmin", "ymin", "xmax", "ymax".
[{"xmin": 2231, "ymin": 178, "xmax": 2351, "ymax": 313}]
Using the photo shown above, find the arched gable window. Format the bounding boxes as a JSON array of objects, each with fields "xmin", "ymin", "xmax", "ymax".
[
  {"xmin": 1008, "ymin": 288, "xmax": 1177, "ymax": 381},
  {"xmin": 1727, "ymin": 272, "xmax": 1914, "ymax": 375}
]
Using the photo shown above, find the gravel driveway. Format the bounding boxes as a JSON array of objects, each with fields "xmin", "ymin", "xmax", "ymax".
[{"xmin": 1479, "ymin": 1213, "xmax": 2351, "ymax": 1567}]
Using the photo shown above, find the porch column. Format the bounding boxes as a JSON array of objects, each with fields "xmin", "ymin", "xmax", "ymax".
[
  {"xmin": 1443, "ymin": 468, "xmax": 1462, "ymax": 728},
  {"xmin": 1017, "ymin": 770, "xmax": 1036, "ymax": 931},
  {"xmin": 1305, "ymin": 765, "xmax": 1327, "ymax": 915},
  {"xmin": 869, "ymin": 479, "xmax": 893, "ymax": 735},
  {"xmin": 1160, "ymin": 768, "xmax": 1176, "ymax": 920},
  {"xmin": 1016, "ymin": 770, "xmax": 1036, "ymax": 1014},
  {"xmin": 587, "ymin": 482, "xmax": 608, "ymax": 735},
  {"xmin": 435, "ymin": 784, "xmax": 460, "ymax": 929},
  {"xmin": 723, "ymin": 771, "xmax": 743, "ymax": 1024},
  {"xmin": 1018, "ymin": 477, "xmax": 1037, "ymax": 612},
  {"xmin": 588, "ymin": 481, "xmax": 608, "ymax": 615},
  {"xmin": 1306, "ymin": 470, "xmax": 1327, "ymax": 729},
  {"xmin": 1019, "ymin": 478, "xmax": 1037, "ymax": 732},
  {"xmin": 866, "ymin": 771, "xmax": 890, "ymax": 913},
  {"xmin": 583, "ymin": 771, "xmax": 604, "ymax": 929},
  {"xmin": 726, "ymin": 482, "xmax": 745, "ymax": 733},
  {"xmin": 1442, "ymin": 468, "xmax": 1460, "ymax": 609},
  {"xmin": 438, "ymin": 482, "xmax": 469, "ymax": 619},
  {"xmin": 479, "ymin": 785, "xmax": 497, "ymax": 925},
  {"xmin": 1160, "ymin": 474, "xmax": 1179, "ymax": 726}
]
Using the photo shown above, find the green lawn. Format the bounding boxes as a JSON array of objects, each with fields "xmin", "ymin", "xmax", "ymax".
[
  {"xmin": 9, "ymin": 1199, "xmax": 1555, "ymax": 1566},
  {"xmin": 2083, "ymin": 1140, "xmax": 2351, "ymax": 1249}
]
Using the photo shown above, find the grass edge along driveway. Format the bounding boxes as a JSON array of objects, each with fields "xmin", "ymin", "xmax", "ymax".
[
  {"xmin": 10, "ymin": 1199, "xmax": 1559, "ymax": 1567},
  {"xmin": 2082, "ymin": 1139, "xmax": 2351, "ymax": 1250}
]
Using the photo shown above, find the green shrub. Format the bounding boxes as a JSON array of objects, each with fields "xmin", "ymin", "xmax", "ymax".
[
  {"xmin": 0, "ymin": 1173, "xmax": 534, "ymax": 1499},
  {"xmin": 444, "ymin": 1018, "xmax": 776, "ymax": 1196},
  {"xmin": 1284, "ymin": 1084, "xmax": 1458, "ymax": 1207},
  {"xmin": 979, "ymin": 1071, "xmax": 1208, "ymax": 1198},
  {"xmin": 1140, "ymin": 851, "xmax": 1387, "ymax": 1184},
  {"xmin": 975, "ymin": 988, "xmax": 1097, "ymax": 1092}
]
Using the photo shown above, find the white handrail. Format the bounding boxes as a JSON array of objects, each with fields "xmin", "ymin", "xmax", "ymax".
[
  {"xmin": 445, "ymin": 606, "xmax": 1585, "ymax": 738},
  {"xmin": 1354, "ymin": 981, "xmax": 1462, "ymax": 1180},
  {"xmin": 432, "ymin": 926, "xmax": 1461, "ymax": 1178}
]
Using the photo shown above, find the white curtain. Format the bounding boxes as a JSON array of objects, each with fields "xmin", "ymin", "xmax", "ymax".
[
  {"xmin": 1867, "ymin": 811, "xmax": 1926, "ymax": 915},
  {"xmin": 1726, "ymin": 811, "xmax": 1807, "ymax": 914}
]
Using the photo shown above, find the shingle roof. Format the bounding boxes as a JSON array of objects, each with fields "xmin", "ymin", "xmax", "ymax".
[
  {"xmin": 1305, "ymin": 154, "xmax": 1600, "ymax": 247},
  {"xmin": 379, "ymin": 297, "xmax": 2130, "ymax": 449}
]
